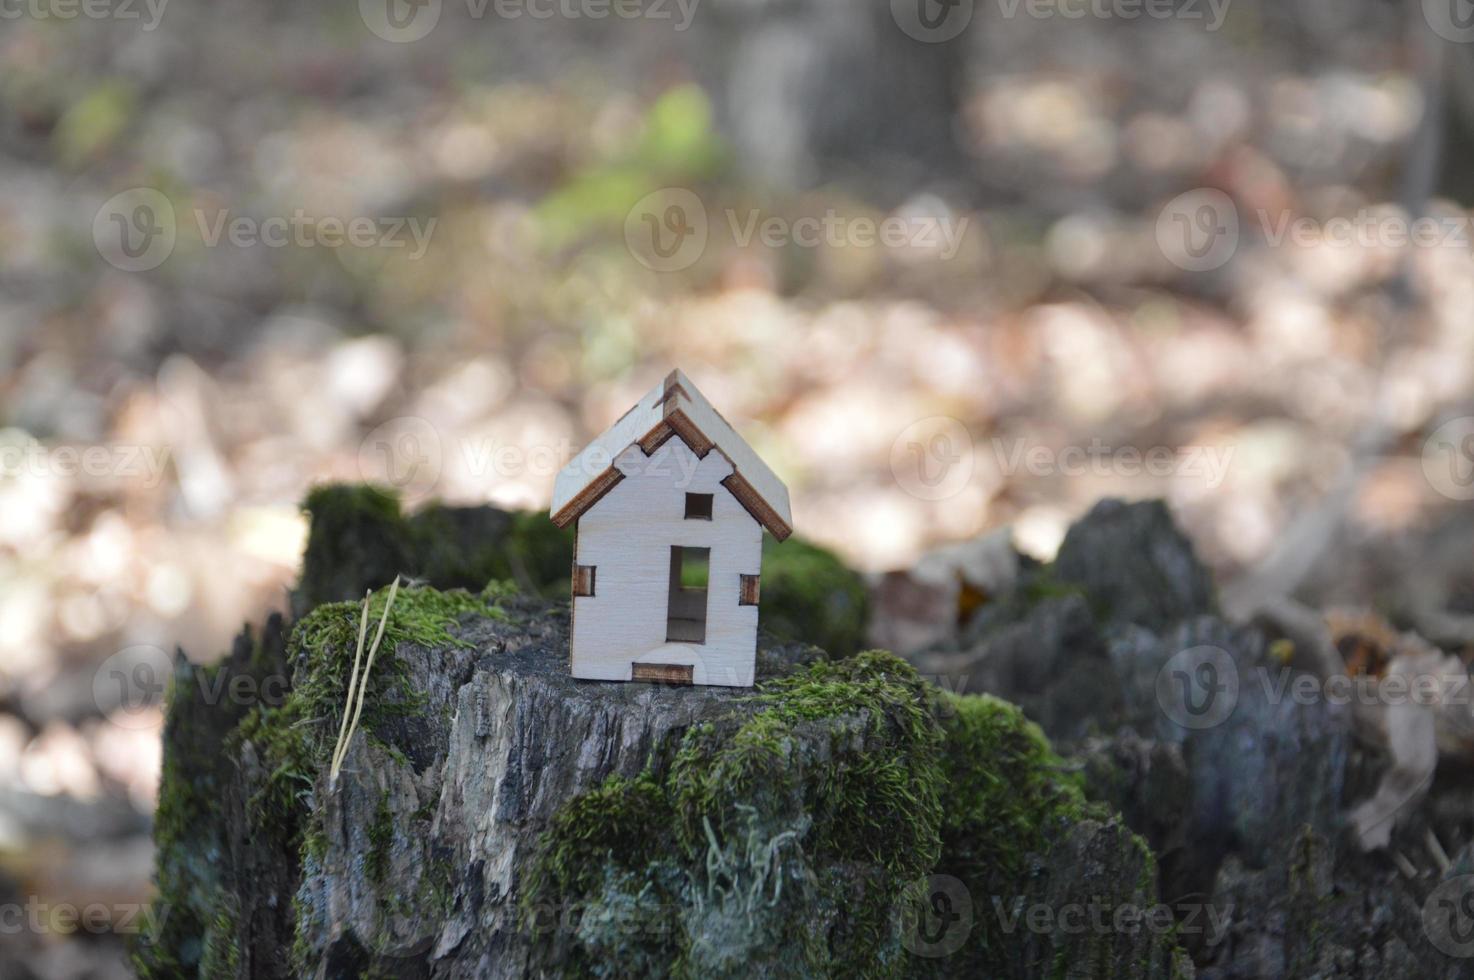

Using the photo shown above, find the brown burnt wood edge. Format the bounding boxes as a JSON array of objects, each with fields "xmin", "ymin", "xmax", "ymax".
[
  {"xmin": 659, "ymin": 371, "xmax": 693, "ymax": 409},
  {"xmin": 567, "ymin": 523, "xmax": 578, "ymax": 670},
  {"xmin": 636, "ymin": 410, "xmax": 713, "ymax": 457},
  {"xmin": 665, "ymin": 410, "xmax": 714, "ymax": 455},
  {"xmin": 721, "ymin": 471, "xmax": 792, "ymax": 541},
  {"xmin": 558, "ymin": 415, "xmax": 786, "ymax": 536},
  {"xmin": 550, "ymin": 467, "xmax": 625, "ymax": 528},
  {"xmin": 632, "ymin": 662, "xmax": 695, "ymax": 685}
]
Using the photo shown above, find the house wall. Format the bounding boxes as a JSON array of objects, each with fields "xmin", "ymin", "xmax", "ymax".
[{"xmin": 571, "ymin": 435, "xmax": 762, "ymax": 687}]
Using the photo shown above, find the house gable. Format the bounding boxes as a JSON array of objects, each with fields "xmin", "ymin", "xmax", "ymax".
[
  {"xmin": 550, "ymin": 370, "xmax": 792, "ymax": 540},
  {"xmin": 569, "ymin": 433, "xmax": 763, "ymax": 687}
]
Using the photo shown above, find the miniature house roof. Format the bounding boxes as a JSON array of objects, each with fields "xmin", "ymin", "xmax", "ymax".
[{"xmin": 550, "ymin": 370, "xmax": 793, "ymax": 540}]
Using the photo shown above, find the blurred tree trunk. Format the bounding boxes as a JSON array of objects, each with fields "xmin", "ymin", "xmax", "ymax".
[{"xmin": 708, "ymin": 0, "xmax": 970, "ymax": 198}]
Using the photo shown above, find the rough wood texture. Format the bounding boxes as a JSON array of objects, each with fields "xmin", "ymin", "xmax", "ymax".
[
  {"xmin": 631, "ymin": 662, "xmax": 695, "ymax": 685},
  {"xmin": 570, "ymin": 437, "xmax": 761, "ymax": 687},
  {"xmin": 141, "ymin": 591, "xmax": 1192, "ymax": 979},
  {"xmin": 550, "ymin": 370, "xmax": 792, "ymax": 541}
]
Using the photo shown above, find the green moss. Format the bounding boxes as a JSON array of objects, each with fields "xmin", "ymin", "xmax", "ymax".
[
  {"xmin": 523, "ymin": 771, "xmax": 675, "ymax": 909},
  {"xmin": 674, "ymin": 651, "xmax": 942, "ymax": 878},
  {"xmin": 405, "ymin": 504, "xmax": 574, "ymax": 598},
  {"xmin": 758, "ymin": 536, "xmax": 870, "ymax": 658},
  {"xmin": 298, "ymin": 485, "xmax": 415, "ymax": 610},
  {"xmin": 935, "ymin": 691, "xmax": 1094, "ymax": 878},
  {"xmin": 197, "ymin": 898, "xmax": 241, "ymax": 979},
  {"xmin": 366, "ymin": 794, "xmax": 395, "ymax": 885},
  {"xmin": 297, "ymin": 483, "xmax": 576, "ymax": 609},
  {"xmin": 524, "ymin": 651, "xmax": 944, "ymax": 977},
  {"xmin": 134, "ymin": 650, "xmax": 257, "ymax": 978},
  {"xmin": 241, "ymin": 582, "xmax": 509, "ymax": 849}
]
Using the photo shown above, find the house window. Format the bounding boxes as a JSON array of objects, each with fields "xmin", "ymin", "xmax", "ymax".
[
  {"xmin": 572, "ymin": 564, "xmax": 596, "ymax": 597},
  {"xmin": 739, "ymin": 574, "xmax": 760, "ymax": 606},
  {"xmin": 666, "ymin": 546, "xmax": 709, "ymax": 643},
  {"xmin": 684, "ymin": 493, "xmax": 714, "ymax": 520}
]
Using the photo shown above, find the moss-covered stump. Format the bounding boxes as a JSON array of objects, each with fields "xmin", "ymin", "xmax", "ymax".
[
  {"xmin": 295, "ymin": 484, "xmax": 577, "ymax": 610},
  {"xmin": 922, "ymin": 498, "xmax": 1462, "ymax": 979},
  {"xmin": 139, "ymin": 579, "xmax": 1188, "ymax": 977},
  {"xmin": 758, "ymin": 536, "xmax": 870, "ymax": 658},
  {"xmin": 294, "ymin": 485, "xmax": 869, "ymax": 660}
]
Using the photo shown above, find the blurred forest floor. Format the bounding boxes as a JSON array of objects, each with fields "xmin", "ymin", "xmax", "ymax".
[{"xmin": 3, "ymin": 2, "xmax": 1474, "ymax": 975}]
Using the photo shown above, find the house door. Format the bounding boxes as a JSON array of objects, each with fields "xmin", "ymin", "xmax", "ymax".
[{"xmin": 666, "ymin": 546, "xmax": 709, "ymax": 644}]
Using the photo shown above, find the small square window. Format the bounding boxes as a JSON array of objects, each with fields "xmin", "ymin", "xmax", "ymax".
[
  {"xmin": 684, "ymin": 493, "xmax": 714, "ymax": 520},
  {"xmin": 573, "ymin": 564, "xmax": 596, "ymax": 597},
  {"xmin": 739, "ymin": 574, "xmax": 760, "ymax": 606}
]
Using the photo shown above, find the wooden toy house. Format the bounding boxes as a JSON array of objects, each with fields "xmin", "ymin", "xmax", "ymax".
[{"xmin": 549, "ymin": 371, "xmax": 792, "ymax": 687}]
